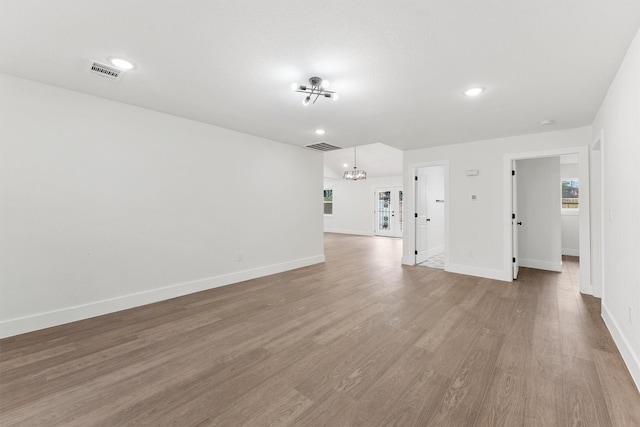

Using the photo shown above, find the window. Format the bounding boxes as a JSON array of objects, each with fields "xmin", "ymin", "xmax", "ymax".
[
  {"xmin": 562, "ymin": 179, "xmax": 579, "ymax": 209},
  {"xmin": 323, "ymin": 189, "xmax": 333, "ymax": 215}
]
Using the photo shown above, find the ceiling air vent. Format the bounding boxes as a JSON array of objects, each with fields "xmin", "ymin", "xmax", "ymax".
[
  {"xmin": 88, "ymin": 61, "xmax": 124, "ymax": 80},
  {"xmin": 305, "ymin": 142, "xmax": 342, "ymax": 152}
]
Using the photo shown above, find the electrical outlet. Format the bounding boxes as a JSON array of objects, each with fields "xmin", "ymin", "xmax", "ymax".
[
  {"xmin": 236, "ymin": 253, "xmax": 243, "ymax": 262},
  {"xmin": 468, "ymin": 250, "xmax": 474, "ymax": 257}
]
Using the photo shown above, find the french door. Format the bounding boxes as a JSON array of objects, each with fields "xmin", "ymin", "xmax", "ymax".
[{"xmin": 375, "ymin": 187, "xmax": 403, "ymax": 238}]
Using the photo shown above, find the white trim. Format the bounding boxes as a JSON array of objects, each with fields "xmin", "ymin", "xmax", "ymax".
[
  {"xmin": 561, "ymin": 209, "xmax": 580, "ymax": 216},
  {"xmin": 562, "ymin": 248, "xmax": 580, "ymax": 257},
  {"xmin": 401, "ymin": 255, "xmax": 414, "ymax": 265},
  {"xmin": 519, "ymin": 258, "xmax": 563, "ymax": 272},
  {"xmin": 503, "ymin": 146, "xmax": 591, "ymax": 294},
  {"xmin": 0, "ymin": 255, "xmax": 325, "ymax": 339},
  {"xmin": 446, "ymin": 263, "xmax": 511, "ymax": 282},
  {"xmin": 324, "ymin": 228, "xmax": 373, "ymax": 236},
  {"xmin": 602, "ymin": 302, "xmax": 640, "ymax": 393},
  {"xmin": 595, "ymin": 129, "xmax": 605, "ymax": 299}
]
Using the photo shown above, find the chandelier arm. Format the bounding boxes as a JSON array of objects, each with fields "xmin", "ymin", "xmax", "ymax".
[{"xmin": 312, "ymin": 88, "xmax": 322, "ymax": 104}]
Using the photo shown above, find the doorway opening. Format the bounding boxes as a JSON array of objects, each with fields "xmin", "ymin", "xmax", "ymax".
[
  {"xmin": 504, "ymin": 146, "xmax": 591, "ymax": 294},
  {"xmin": 415, "ymin": 165, "xmax": 446, "ymax": 269}
]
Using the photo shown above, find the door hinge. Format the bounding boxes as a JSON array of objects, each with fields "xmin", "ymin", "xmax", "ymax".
[
  {"xmin": 414, "ymin": 213, "xmax": 418, "ymax": 218},
  {"xmin": 512, "ymin": 213, "xmax": 515, "ymax": 219},
  {"xmin": 512, "ymin": 170, "xmax": 515, "ymax": 176},
  {"xmin": 415, "ymin": 250, "xmax": 418, "ymax": 255},
  {"xmin": 415, "ymin": 176, "xmax": 418, "ymax": 181},
  {"xmin": 512, "ymin": 257, "xmax": 516, "ymax": 263}
]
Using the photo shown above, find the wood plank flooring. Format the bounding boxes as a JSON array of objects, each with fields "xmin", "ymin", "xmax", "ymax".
[{"xmin": 1, "ymin": 233, "xmax": 639, "ymax": 426}]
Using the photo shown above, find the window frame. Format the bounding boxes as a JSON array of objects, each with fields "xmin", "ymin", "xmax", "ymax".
[{"xmin": 561, "ymin": 178, "xmax": 579, "ymax": 214}]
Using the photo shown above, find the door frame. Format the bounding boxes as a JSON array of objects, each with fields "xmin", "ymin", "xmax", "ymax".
[
  {"xmin": 503, "ymin": 145, "xmax": 591, "ymax": 294},
  {"xmin": 404, "ymin": 160, "xmax": 450, "ymax": 267}
]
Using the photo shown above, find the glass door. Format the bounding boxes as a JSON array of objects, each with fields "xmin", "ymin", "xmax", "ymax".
[{"xmin": 375, "ymin": 187, "xmax": 403, "ymax": 238}]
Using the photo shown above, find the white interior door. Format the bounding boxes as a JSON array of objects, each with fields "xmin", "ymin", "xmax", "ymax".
[
  {"xmin": 512, "ymin": 160, "xmax": 520, "ymax": 279},
  {"xmin": 415, "ymin": 174, "xmax": 429, "ymax": 263},
  {"xmin": 375, "ymin": 187, "xmax": 402, "ymax": 238}
]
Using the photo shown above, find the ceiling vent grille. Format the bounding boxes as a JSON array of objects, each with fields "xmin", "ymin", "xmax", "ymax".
[
  {"xmin": 88, "ymin": 61, "xmax": 124, "ymax": 80},
  {"xmin": 305, "ymin": 142, "xmax": 342, "ymax": 152}
]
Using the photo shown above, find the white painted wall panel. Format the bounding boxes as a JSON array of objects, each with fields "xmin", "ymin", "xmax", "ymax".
[
  {"xmin": 0, "ymin": 74, "xmax": 324, "ymax": 337},
  {"xmin": 591, "ymin": 28, "xmax": 640, "ymax": 391}
]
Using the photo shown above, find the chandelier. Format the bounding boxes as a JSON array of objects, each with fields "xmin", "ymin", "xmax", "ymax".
[
  {"xmin": 343, "ymin": 147, "xmax": 367, "ymax": 181},
  {"xmin": 292, "ymin": 77, "xmax": 339, "ymax": 106}
]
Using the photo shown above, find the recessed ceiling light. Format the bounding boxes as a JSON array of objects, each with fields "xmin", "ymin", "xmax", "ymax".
[
  {"xmin": 109, "ymin": 57, "xmax": 135, "ymax": 70},
  {"xmin": 540, "ymin": 119, "xmax": 555, "ymax": 126},
  {"xmin": 343, "ymin": 163, "xmax": 349, "ymax": 168},
  {"xmin": 315, "ymin": 129, "xmax": 326, "ymax": 135},
  {"xmin": 464, "ymin": 87, "xmax": 485, "ymax": 97}
]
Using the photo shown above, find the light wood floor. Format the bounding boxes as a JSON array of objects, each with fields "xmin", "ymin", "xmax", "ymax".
[{"xmin": 1, "ymin": 233, "xmax": 639, "ymax": 426}]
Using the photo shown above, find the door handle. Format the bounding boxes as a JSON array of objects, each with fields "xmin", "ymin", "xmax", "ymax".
[
  {"xmin": 517, "ymin": 222, "xmax": 522, "ymax": 225},
  {"xmin": 426, "ymin": 218, "xmax": 431, "ymax": 222}
]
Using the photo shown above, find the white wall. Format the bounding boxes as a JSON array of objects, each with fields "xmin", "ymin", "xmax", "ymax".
[
  {"xmin": 403, "ymin": 127, "xmax": 590, "ymax": 281},
  {"xmin": 0, "ymin": 74, "xmax": 324, "ymax": 338},
  {"xmin": 323, "ymin": 176, "xmax": 402, "ymax": 235},
  {"xmin": 561, "ymin": 162, "xmax": 580, "ymax": 256},
  {"xmin": 591, "ymin": 28, "xmax": 640, "ymax": 391},
  {"xmin": 517, "ymin": 157, "xmax": 562, "ymax": 271}
]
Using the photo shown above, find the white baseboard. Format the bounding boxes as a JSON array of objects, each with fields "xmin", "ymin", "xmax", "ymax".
[
  {"xmin": 602, "ymin": 302, "xmax": 640, "ymax": 393},
  {"xmin": 0, "ymin": 254, "xmax": 325, "ymax": 339},
  {"xmin": 324, "ymin": 228, "xmax": 373, "ymax": 236},
  {"xmin": 402, "ymin": 256, "xmax": 415, "ymax": 265},
  {"xmin": 446, "ymin": 263, "xmax": 511, "ymax": 282},
  {"xmin": 519, "ymin": 258, "xmax": 563, "ymax": 272},
  {"xmin": 562, "ymin": 248, "xmax": 580, "ymax": 256}
]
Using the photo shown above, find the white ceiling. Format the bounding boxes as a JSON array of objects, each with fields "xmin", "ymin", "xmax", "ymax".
[{"xmin": 1, "ymin": 1, "xmax": 638, "ymax": 152}]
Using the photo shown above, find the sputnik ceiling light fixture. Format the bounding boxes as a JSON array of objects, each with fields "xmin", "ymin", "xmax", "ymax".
[
  {"xmin": 343, "ymin": 146, "xmax": 367, "ymax": 181},
  {"xmin": 292, "ymin": 77, "xmax": 339, "ymax": 105}
]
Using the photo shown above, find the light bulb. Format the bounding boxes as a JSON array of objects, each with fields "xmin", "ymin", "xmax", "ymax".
[
  {"xmin": 302, "ymin": 96, "xmax": 311, "ymax": 106},
  {"xmin": 291, "ymin": 83, "xmax": 298, "ymax": 91},
  {"xmin": 109, "ymin": 57, "xmax": 134, "ymax": 70},
  {"xmin": 315, "ymin": 129, "xmax": 326, "ymax": 135},
  {"xmin": 321, "ymin": 79, "xmax": 330, "ymax": 89},
  {"xmin": 332, "ymin": 93, "xmax": 339, "ymax": 101},
  {"xmin": 464, "ymin": 87, "xmax": 484, "ymax": 97}
]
